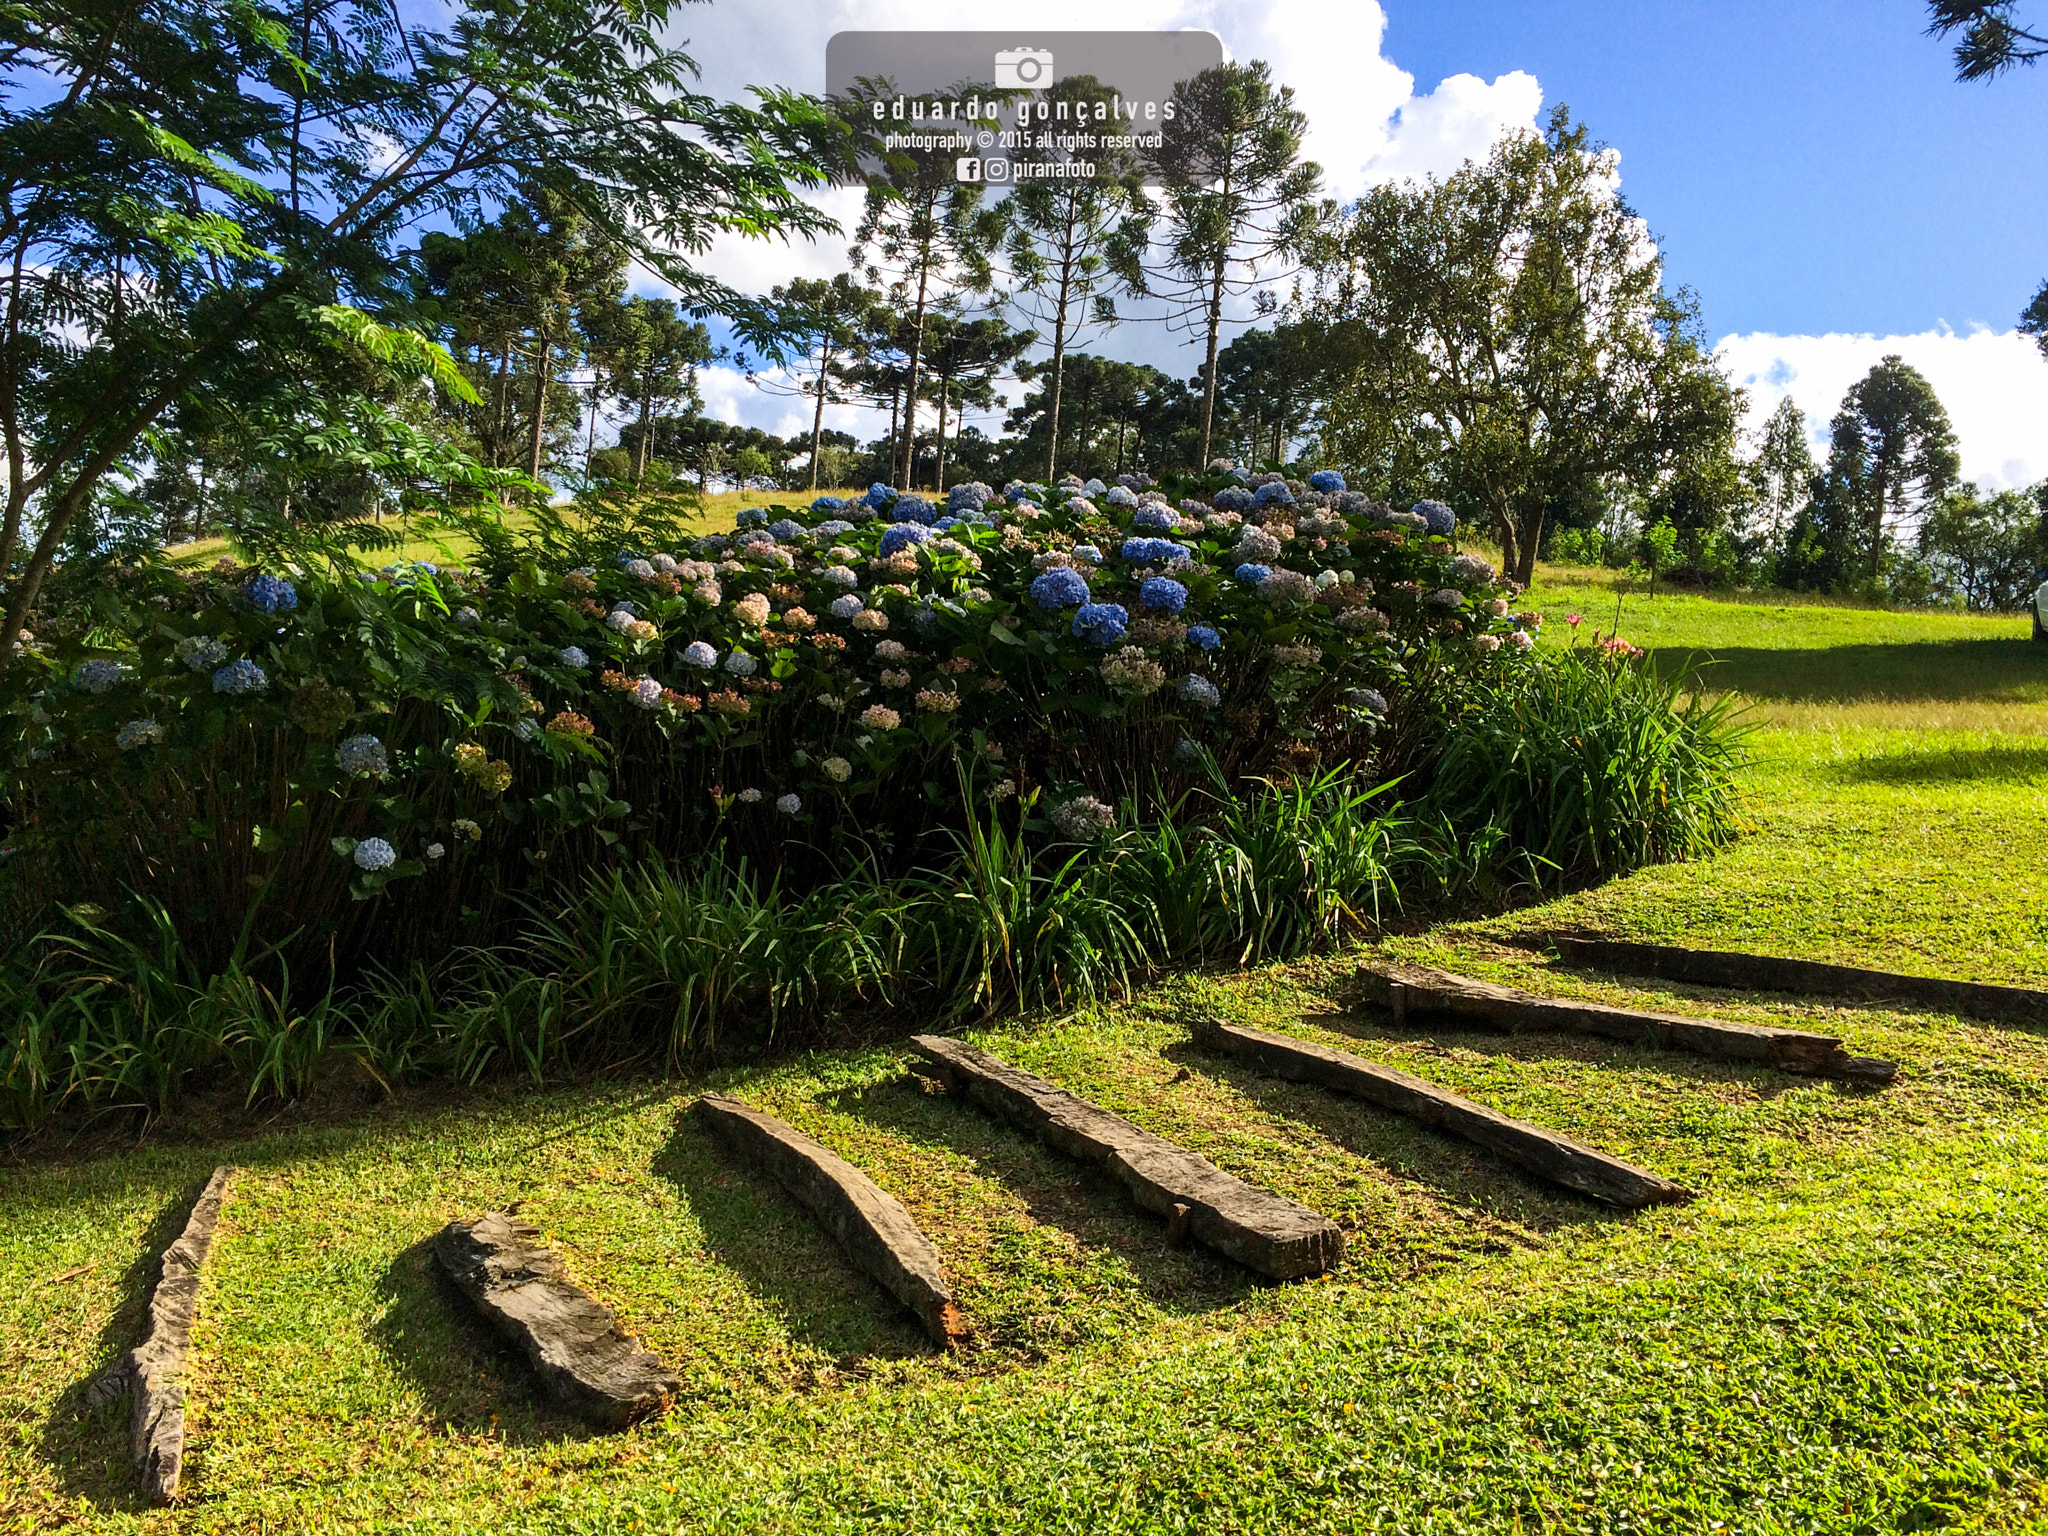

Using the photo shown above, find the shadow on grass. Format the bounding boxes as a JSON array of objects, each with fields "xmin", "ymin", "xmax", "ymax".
[
  {"xmin": 366, "ymin": 1234, "xmax": 601, "ymax": 1446},
  {"xmin": 652, "ymin": 1114, "xmax": 932, "ymax": 1364},
  {"xmin": 36, "ymin": 1167, "xmax": 217, "ymax": 1514},
  {"xmin": 1646, "ymin": 639, "xmax": 2048, "ymax": 704},
  {"xmin": 1159, "ymin": 1036, "xmax": 1631, "ymax": 1237},
  {"xmin": 1319, "ymin": 1006, "xmax": 1816, "ymax": 1100},
  {"xmin": 1833, "ymin": 741, "xmax": 2048, "ymax": 784},
  {"xmin": 830, "ymin": 1072, "xmax": 1259, "ymax": 1317}
]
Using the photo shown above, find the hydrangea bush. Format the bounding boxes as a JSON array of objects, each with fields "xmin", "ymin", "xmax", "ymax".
[{"xmin": 0, "ymin": 475, "xmax": 1538, "ymax": 971}]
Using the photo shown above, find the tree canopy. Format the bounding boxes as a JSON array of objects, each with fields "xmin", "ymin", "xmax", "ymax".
[{"xmin": 0, "ymin": 0, "xmax": 844, "ymax": 653}]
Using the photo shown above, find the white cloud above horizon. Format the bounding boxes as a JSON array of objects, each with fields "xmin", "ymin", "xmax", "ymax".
[
  {"xmin": 1718, "ymin": 327, "xmax": 2048, "ymax": 492},
  {"xmin": 650, "ymin": 1, "xmax": 2048, "ymax": 490}
]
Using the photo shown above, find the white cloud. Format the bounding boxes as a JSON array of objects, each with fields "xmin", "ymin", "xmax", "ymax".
[
  {"xmin": 675, "ymin": 0, "xmax": 1546, "ymax": 310},
  {"xmin": 1718, "ymin": 327, "xmax": 2048, "ymax": 491}
]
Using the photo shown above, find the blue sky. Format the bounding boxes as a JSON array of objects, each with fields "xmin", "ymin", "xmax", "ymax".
[
  {"xmin": 679, "ymin": 0, "xmax": 2048, "ymax": 486},
  {"xmin": 1379, "ymin": 0, "xmax": 2048, "ymax": 340}
]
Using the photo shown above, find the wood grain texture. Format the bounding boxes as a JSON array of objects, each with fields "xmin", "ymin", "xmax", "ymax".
[
  {"xmin": 434, "ymin": 1213, "xmax": 679, "ymax": 1429},
  {"xmin": 907, "ymin": 1035, "xmax": 1343, "ymax": 1280},
  {"xmin": 1191, "ymin": 1018, "xmax": 1693, "ymax": 1209},
  {"xmin": 698, "ymin": 1094, "xmax": 965, "ymax": 1347},
  {"xmin": 1550, "ymin": 933, "xmax": 2048, "ymax": 1027},
  {"xmin": 1350, "ymin": 962, "xmax": 1896, "ymax": 1085},
  {"xmin": 97, "ymin": 1164, "xmax": 235, "ymax": 1504}
]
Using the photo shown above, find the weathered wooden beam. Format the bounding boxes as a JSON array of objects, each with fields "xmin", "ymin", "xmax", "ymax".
[
  {"xmin": 83, "ymin": 1165, "xmax": 236, "ymax": 1503},
  {"xmin": 1549, "ymin": 932, "xmax": 2048, "ymax": 1028},
  {"xmin": 907, "ymin": 1035, "xmax": 1343, "ymax": 1280},
  {"xmin": 1351, "ymin": 962, "xmax": 1896, "ymax": 1085},
  {"xmin": 434, "ymin": 1213, "xmax": 679, "ymax": 1429},
  {"xmin": 697, "ymin": 1094, "xmax": 965, "ymax": 1348},
  {"xmin": 1190, "ymin": 1018, "xmax": 1694, "ymax": 1209}
]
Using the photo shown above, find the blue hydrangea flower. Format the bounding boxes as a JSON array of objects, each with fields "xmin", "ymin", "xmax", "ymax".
[
  {"xmin": 352, "ymin": 837, "xmax": 397, "ymax": 872},
  {"xmin": 1104, "ymin": 485, "xmax": 1139, "ymax": 508},
  {"xmin": 1412, "ymin": 499, "xmax": 1457, "ymax": 535},
  {"xmin": 947, "ymin": 482, "xmax": 990, "ymax": 512},
  {"xmin": 879, "ymin": 523, "xmax": 931, "ymax": 557},
  {"xmin": 828, "ymin": 594, "xmax": 865, "ymax": 619},
  {"xmin": 734, "ymin": 507, "xmax": 769, "ymax": 529},
  {"xmin": 72, "ymin": 659, "xmax": 127, "ymax": 693},
  {"xmin": 1030, "ymin": 568, "xmax": 1091, "ymax": 610},
  {"xmin": 1120, "ymin": 537, "xmax": 1191, "ymax": 565},
  {"xmin": 337, "ymin": 733, "xmax": 389, "ymax": 778},
  {"xmin": 1081, "ymin": 477, "xmax": 1107, "ymax": 497},
  {"xmin": 1187, "ymin": 624, "xmax": 1222, "ymax": 652},
  {"xmin": 1253, "ymin": 482, "xmax": 1296, "ymax": 508},
  {"xmin": 811, "ymin": 495, "xmax": 848, "ymax": 513},
  {"xmin": 1235, "ymin": 563, "xmax": 1274, "ymax": 585},
  {"xmin": 724, "ymin": 651, "xmax": 757, "ymax": 676},
  {"xmin": 176, "ymin": 635, "xmax": 230, "ymax": 673},
  {"xmin": 682, "ymin": 640, "xmax": 720, "ymax": 668},
  {"xmin": 1071, "ymin": 544, "xmax": 1104, "ymax": 564},
  {"xmin": 1347, "ymin": 688, "xmax": 1389, "ymax": 715},
  {"xmin": 822, "ymin": 566, "xmax": 858, "ymax": 587},
  {"xmin": 245, "ymin": 573, "xmax": 298, "ymax": 613},
  {"xmin": 933, "ymin": 516, "xmax": 961, "ymax": 532},
  {"xmin": 815, "ymin": 520, "xmax": 854, "ymax": 538},
  {"xmin": 559, "ymin": 646, "xmax": 589, "ymax": 668},
  {"xmin": 1308, "ymin": 470, "xmax": 1347, "ymax": 493},
  {"xmin": 1178, "ymin": 674, "xmax": 1221, "ymax": 708},
  {"xmin": 212, "ymin": 659, "xmax": 266, "ymax": 695},
  {"xmin": 768, "ymin": 519, "xmax": 805, "ymax": 542},
  {"xmin": 1211, "ymin": 486, "xmax": 1254, "ymax": 513},
  {"xmin": 1138, "ymin": 576, "xmax": 1188, "ymax": 613},
  {"xmin": 890, "ymin": 495, "xmax": 936, "ymax": 525},
  {"xmin": 862, "ymin": 482, "xmax": 899, "ymax": 510},
  {"xmin": 1071, "ymin": 602, "xmax": 1129, "ymax": 647},
  {"xmin": 1131, "ymin": 504, "xmax": 1176, "ymax": 531},
  {"xmin": 776, "ymin": 792, "xmax": 802, "ymax": 814},
  {"xmin": 115, "ymin": 718, "xmax": 164, "ymax": 750}
]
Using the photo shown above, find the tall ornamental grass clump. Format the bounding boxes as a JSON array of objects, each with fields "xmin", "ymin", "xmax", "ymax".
[
  {"xmin": 1, "ymin": 470, "xmax": 1538, "ymax": 974},
  {"xmin": 0, "ymin": 762, "xmax": 1423, "ymax": 1125},
  {"xmin": 1423, "ymin": 640, "xmax": 1749, "ymax": 886}
]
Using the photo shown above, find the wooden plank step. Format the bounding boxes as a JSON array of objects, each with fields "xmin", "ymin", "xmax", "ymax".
[
  {"xmin": 1190, "ymin": 1018, "xmax": 1694, "ymax": 1209},
  {"xmin": 1351, "ymin": 962, "xmax": 1896, "ymax": 1085},
  {"xmin": 697, "ymin": 1095, "xmax": 965, "ymax": 1348},
  {"xmin": 84, "ymin": 1165, "xmax": 235, "ymax": 1503},
  {"xmin": 1549, "ymin": 932, "xmax": 2048, "ymax": 1027},
  {"xmin": 907, "ymin": 1035, "xmax": 1343, "ymax": 1280},
  {"xmin": 434, "ymin": 1213, "xmax": 679, "ymax": 1429}
]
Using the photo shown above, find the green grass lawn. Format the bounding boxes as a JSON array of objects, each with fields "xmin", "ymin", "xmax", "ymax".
[
  {"xmin": 163, "ymin": 488, "xmax": 860, "ymax": 570},
  {"xmin": 7, "ymin": 578, "xmax": 2048, "ymax": 1533}
]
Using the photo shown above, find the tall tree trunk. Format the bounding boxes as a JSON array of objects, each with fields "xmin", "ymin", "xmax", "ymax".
[
  {"xmin": 935, "ymin": 374, "xmax": 952, "ymax": 491},
  {"xmin": 633, "ymin": 372, "xmax": 653, "ymax": 488},
  {"xmin": 1045, "ymin": 251, "xmax": 1076, "ymax": 482},
  {"xmin": 885, "ymin": 380, "xmax": 901, "ymax": 483},
  {"xmin": 807, "ymin": 348, "xmax": 831, "ymax": 491},
  {"xmin": 1516, "ymin": 504, "xmax": 1543, "ymax": 587},
  {"xmin": 898, "ymin": 199, "xmax": 937, "ymax": 489},
  {"xmin": 1198, "ymin": 256, "xmax": 1225, "ymax": 469},
  {"xmin": 525, "ymin": 327, "xmax": 550, "ymax": 481}
]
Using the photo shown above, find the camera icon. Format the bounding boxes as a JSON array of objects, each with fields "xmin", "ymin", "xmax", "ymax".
[
  {"xmin": 983, "ymin": 158, "xmax": 1010, "ymax": 183},
  {"xmin": 993, "ymin": 47, "xmax": 1054, "ymax": 89},
  {"xmin": 955, "ymin": 157, "xmax": 981, "ymax": 182}
]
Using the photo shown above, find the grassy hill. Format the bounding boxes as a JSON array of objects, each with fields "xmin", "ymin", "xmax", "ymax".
[{"xmin": 4, "ymin": 579, "xmax": 2047, "ymax": 1533}]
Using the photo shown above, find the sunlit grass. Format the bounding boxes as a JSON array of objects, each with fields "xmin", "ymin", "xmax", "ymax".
[
  {"xmin": 7, "ymin": 548, "xmax": 2048, "ymax": 1531},
  {"xmin": 161, "ymin": 487, "xmax": 866, "ymax": 569}
]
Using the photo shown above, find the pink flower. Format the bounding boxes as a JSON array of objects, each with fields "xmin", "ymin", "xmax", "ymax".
[{"xmin": 1566, "ymin": 613, "xmax": 1583, "ymax": 628}]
